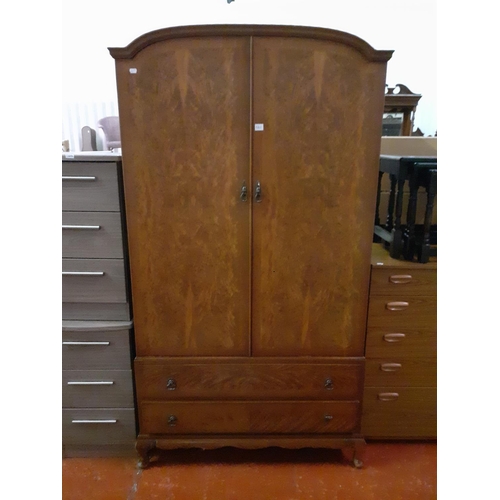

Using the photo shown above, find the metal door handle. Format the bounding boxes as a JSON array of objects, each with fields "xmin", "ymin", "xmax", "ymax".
[
  {"xmin": 240, "ymin": 181, "xmax": 247, "ymax": 201},
  {"xmin": 254, "ymin": 181, "xmax": 262, "ymax": 202}
]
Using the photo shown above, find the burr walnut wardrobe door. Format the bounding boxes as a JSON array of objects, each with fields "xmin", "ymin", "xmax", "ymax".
[
  {"xmin": 115, "ymin": 37, "xmax": 252, "ymax": 356},
  {"xmin": 251, "ymin": 36, "xmax": 387, "ymax": 357}
]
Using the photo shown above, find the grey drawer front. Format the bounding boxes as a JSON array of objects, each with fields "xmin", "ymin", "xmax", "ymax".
[
  {"xmin": 62, "ymin": 162, "xmax": 120, "ymax": 212},
  {"xmin": 62, "ymin": 303, "xmax": 131, "ymax": 321},
  {"xmin": 62, "ymin": 409, "xmax": 136, "ymax": 445},
  {"xmin": 62, "ymin": 259, "xmax": 127, "ymax": 303},
  {"xmin": 62, "ymin": 370, "xmax": 134, "ymax": 408},
  {"xmin": 62, "ymin": 212, "xmax": 124, "ymax": 259},
  {"xmin": 62, "ymin": 329, "xmax": 132, "ymax": 370}
]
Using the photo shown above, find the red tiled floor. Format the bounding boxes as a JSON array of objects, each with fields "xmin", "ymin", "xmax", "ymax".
[{"xmin": 62, "ymin": 443, "xmax": 437, "ymax": 500}]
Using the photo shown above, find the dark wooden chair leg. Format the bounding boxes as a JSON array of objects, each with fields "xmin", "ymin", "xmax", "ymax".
[
  {"xmin": 373, "ymin": 171, "xmax": 384, "ymax": 242},
  {"xmin": 385, "ymin": 174, "xmax": 397, "ymax": 232},
  {"xmin": 390, "ymin": 177, "xmax": 405, "ymax": 259},
  {"xmin": 418, "ymin": 169, "xmax": 437, "ymax": 263},
  {"xmin": 403, "ymin": 171, "xmax": 419, "ymax": 261}
]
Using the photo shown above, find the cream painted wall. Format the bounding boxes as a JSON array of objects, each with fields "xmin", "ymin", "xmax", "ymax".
[{"xmin": 62, "ymin": 0, "xmax": 436, "ymax": 135}]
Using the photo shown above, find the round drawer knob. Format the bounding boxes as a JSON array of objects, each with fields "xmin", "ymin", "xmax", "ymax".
[
  {"xmin": 166, "ymin": 378, "xmax": 177, "ymax": 390},
  {"xmin": 324, "ymin": 414, "xmax": 333, "ymax": 421},
  {"xmin": 167, "ymin": 415, "xmax": 177, "ymax": 426},
  {"xmin": 324, "ymin": 378, "xmax": 333, "ymax": 390}
]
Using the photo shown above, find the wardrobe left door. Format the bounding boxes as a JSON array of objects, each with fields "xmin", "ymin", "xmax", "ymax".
[{"xmin": 115, "ymin": 36, "xmax": 252, "ymax": 356}]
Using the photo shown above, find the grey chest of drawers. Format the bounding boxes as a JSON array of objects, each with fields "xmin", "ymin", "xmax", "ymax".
[{"xmin": 62, "ymin": 153, "xmax": 137, "ymax": 457}]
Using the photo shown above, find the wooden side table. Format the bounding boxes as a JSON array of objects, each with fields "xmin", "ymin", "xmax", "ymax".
[{"xmin": 374, "ymin": 155, "xmax": 437, "ymax": 263}]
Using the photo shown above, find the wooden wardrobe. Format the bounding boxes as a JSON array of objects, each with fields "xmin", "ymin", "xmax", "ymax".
[{"xmin": 109, "ymin": 24, "xmax": 392, "ymax": 467}]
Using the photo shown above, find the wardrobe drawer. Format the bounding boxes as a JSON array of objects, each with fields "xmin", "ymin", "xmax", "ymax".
[
  {"xmin": 62, "ymin": 259, "xmax": 127, "ymax": 303},
  {"xmin": 62, "ymin": 212, "xmax": 124, "ymax": 259},
  {"xmin": 62, "ymin": 329, "xmax": 132, "ymax": 370},
  {"xmin": 62, "ymin": 370, "xmax": 134, "ymax": 408},
  {"xmin": 361, "ymin": 387, "xmax": 436, "ymax": 438},
  {"xmin": 134, "ymin": 359, "xmax": 363, "ymax": 401},
  {"xmin": 62, "ymin": 162, "xmax": 121, "ymax": 212},
  {"xmin": 365, "ymin": 328, "xmax": 437, "ymax": 359},
  {"xmin": 364, "ymin": 359, "xmax": 436, "ymax": 387},
  {"xmin": 140, "ymin": 401, "xmax": 359, "ymax": 435},
  {"xmin": 63, "ymin": 409, "xmax": 136, "ymax": 445},
  {"xmin": 367, "ymin": 296, "xmax": 436, "ymax": 330},
  {"xmin": 370, "ymin": 268, "xmax": 436, "ymax": 296}
]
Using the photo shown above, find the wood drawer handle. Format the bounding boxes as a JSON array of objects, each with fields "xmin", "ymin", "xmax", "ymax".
[
  {"xmin": 378, "ymin": 392, "xmax": 399, "ymax": 402},
  {"xmin": 389, "ymin": 274, "xmax": 412, "ymax": 284},
  {"xmin": 386, "ymin": 301, "xmax": 409, "ymax": 311},
  {"xmin": 380, "ymin": 363, "xmax": 402, "ymax": 372},
  {"xmin": 383, "ymin": 333, "xmax": 406, "ymax": 343}
]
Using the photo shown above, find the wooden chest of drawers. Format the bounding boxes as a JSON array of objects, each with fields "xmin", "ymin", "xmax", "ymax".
[
  {"xmin": 62, "ymin": 153, "xmax": 136, "ymax": 457},
  {"xmin": 361, "ymin": 244, "xmax": 437, "ymax": 438}
]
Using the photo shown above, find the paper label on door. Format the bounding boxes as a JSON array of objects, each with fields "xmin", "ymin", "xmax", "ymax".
[{"xmin": 254, "ymin": 123, "xmax": 264, "ymax": 131}]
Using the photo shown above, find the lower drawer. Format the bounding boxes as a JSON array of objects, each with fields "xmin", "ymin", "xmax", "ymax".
[
  {"xmin": 139, "ymin": 401, "xmax": 359, "ymax": 435},
  {"xmin": 62, "ymin": 409, "xmax": 136, "ymax": 445},
  {"xmin": 62, "ymin": 370, "xmax": 134, "ymax": 408},
  {"xmin": 135, "ymin": 358, "xmax": 363, "ymax": 401},
  {"xmin": 361, "ymin": 387, "xmax": 436, "ymax": 438},
  {"xmin": 364, "ymin": 358, "xmax": 436, "ymax": 387}
]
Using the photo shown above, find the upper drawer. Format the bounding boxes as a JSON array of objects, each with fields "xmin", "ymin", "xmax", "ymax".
[
  {"xmin": 62, "ymin": 212, "xmax": 124, "ymax": 259},
  {"xmin": 62, "ymin": 258, "xmax": 127, "ymax": 303},
  {"xmin": 370, "ymin": 268, "xmax": 436, "ymax": 296},
  {"xmin": 367, "ymin": 296, "xmax": 436, "ymax": 330},
  {"xmin": 134, "ymin": 358, "xmax": 364, "ymax": 402},
  {"xmin": 62, "ymin": 328, "xmax": 132, "ymax": 370},
  {"xmin": 62, "ymin": 162, "xmax": 121, "ymax": 212}
]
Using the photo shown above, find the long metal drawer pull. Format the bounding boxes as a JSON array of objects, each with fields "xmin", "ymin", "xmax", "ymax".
[
  {"xmin": 378, "ymin": 392, "xmax": 399, "ymax": 401},
  {"xmin": 62, "ymin": 176, "xmax": 96, "ymax": 181},
  {"xmin": 62, "ymin": 225, "xmax": 101, "ymax": 230},
  {"xmin": 67, "ymin": 381, "xmax": 114, "ymax": 385},
  {"xmin": 380, "ymin": 363, "xmax": 402, "ymax": 372},
  {"xmin": 62, "ymin": 341, "xmax": 110, "ymax": 346},
  {"xmin": 72, "ymin": 419, "xmax": 117, "ymax": 424},
  {"xmin": 383, "ymin": 333, "xmax": 406, "ymax": 343},
  {"xmin": 62, "ymin": 271, "xmax": 105, "ymax": 276},
  {"xmin": 389, "ymin": 274, "xmax": 412, "ymax": 284},
  {"xmin": 386, "ymin": 301, "xmax": 409, "ymax": 311}
]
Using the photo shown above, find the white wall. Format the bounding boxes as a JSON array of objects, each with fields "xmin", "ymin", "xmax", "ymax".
[{"xmin": 62, "ymin": 0, "xmax": 436, "ymax": 136}]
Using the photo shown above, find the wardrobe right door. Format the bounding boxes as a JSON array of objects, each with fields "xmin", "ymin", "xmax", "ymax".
[{"xmin": 251, "ymin": 35, "xmax": 387, "ymax": 357}]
